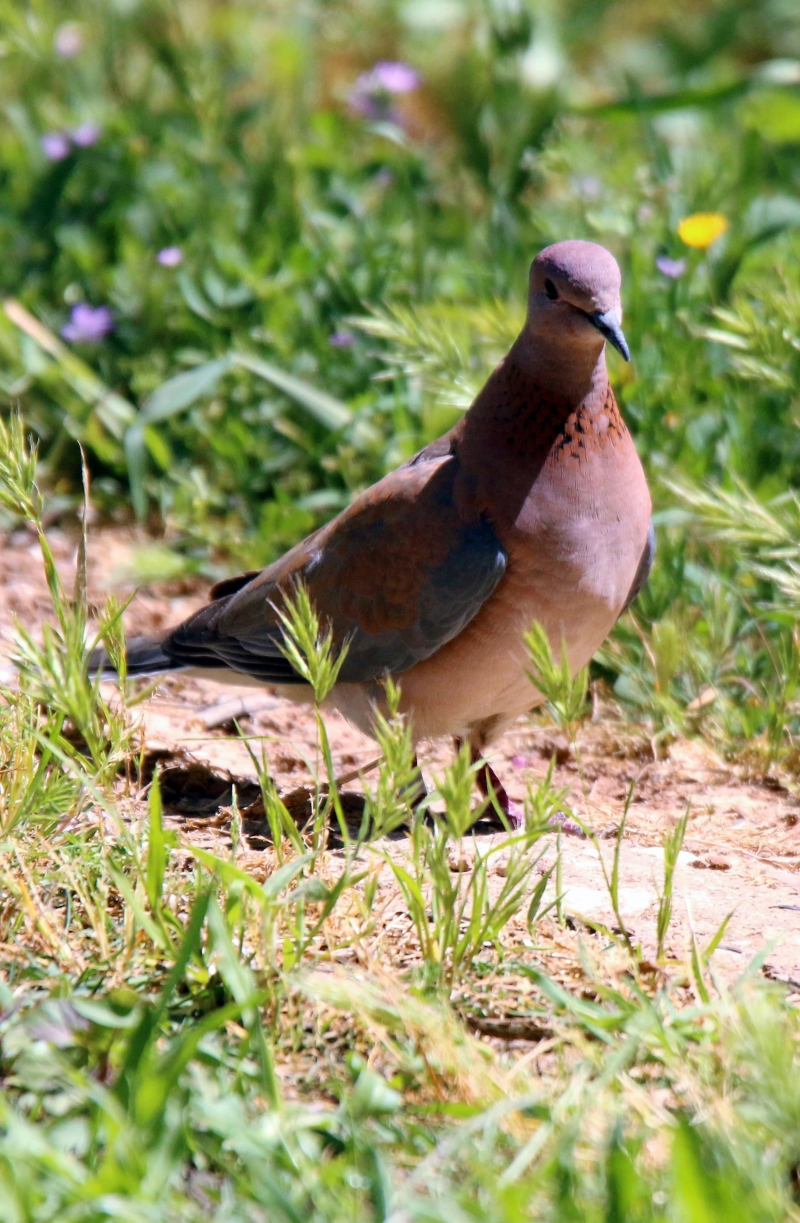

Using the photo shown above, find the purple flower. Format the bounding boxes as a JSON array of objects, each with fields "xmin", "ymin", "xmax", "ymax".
[
  {"xmin": 571, "ymin": 174, "xmax": 602, "ymax": 199},
  {"xmin": 511, "ymin": 755, "xmax": 527, "ymax": 769},
  {"xmin": 371, "ymin": 62, "xmax": 420, "ymax": 93},
  {"xmin": 350, "ymin": 89, "xmax": 385, "ymax": 120},
  {"xmin": 656, "ymin": 255, "xmax": 687, "ymax": 279},
  {"xmin": 329, "ymin": 330, "xmax": 355, "ymax": 347},
  {"xmin": 41, "ymin": 132, "xmax": 71, "ymax": 162},
  {"xmin": 157, "ymin": 246, "xmax": 183, "ymax": 267},
  {"xmin": 349, "ymin": 61, "xmax": 420, "ymax": 120},
  {"xmin": 61, "ymin": 304, "xmax": 114, "ymax": 344},
  {"xmin": 71, "ymin": 122, "xmax": 101, "ymax": 148},
  {"xmin": 54, "ymin": 23, "xmax": 83, "ymax": 57}
]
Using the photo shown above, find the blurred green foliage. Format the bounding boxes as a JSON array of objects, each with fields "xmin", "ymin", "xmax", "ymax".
[{"xmin": 1, "ymin": 0, "xmax": 799, "ymax": 526}]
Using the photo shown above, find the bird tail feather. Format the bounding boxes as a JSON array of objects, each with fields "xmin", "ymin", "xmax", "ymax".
[{"xmin": 90, "ymin": 635, "xmax": 181, "ymax": 680}]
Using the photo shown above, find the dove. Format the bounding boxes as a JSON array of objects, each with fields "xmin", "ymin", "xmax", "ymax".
[{"xmin": 97, "ymin": 240, "xmax": 653, "ymax": 824}]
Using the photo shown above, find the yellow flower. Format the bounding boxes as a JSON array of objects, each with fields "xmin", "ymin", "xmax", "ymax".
[{"xmin": 677, "ymin": 212, "xmax": 729, "ymax": 249}]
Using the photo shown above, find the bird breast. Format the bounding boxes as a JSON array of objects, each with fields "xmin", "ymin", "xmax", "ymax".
[{"xmin": 389, "ymin": 408, "xmax": 651, "ymax": 743}]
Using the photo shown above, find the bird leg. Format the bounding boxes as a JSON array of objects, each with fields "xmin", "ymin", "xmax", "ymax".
[
  {"xmin": 455, "ymin": 739, "xmax": 524, "ymax": 829},
  {"xmin": 401, "ymin": 754, "xmax": 428, "ymax": 809},
  {"xmin": 474, "ymin": 757, "xmax": 525, "ymax": 829}
]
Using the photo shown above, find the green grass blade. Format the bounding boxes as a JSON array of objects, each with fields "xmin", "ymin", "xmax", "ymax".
[{"xmin": 233, "ymin": 352, "xmax": 351, "ymax": 430}]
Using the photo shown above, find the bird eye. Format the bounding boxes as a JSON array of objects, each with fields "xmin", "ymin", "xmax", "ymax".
[{"xmin": 544, "ymin": 278, "xmax": 558, "ymax": 300}]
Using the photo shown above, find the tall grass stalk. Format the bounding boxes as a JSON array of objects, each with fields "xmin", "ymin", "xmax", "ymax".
[{"xmin": 657, "ymin": 807, "xmax": 690, "ymax": 960}]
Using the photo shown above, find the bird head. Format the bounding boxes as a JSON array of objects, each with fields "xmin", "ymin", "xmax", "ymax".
[{"xmin": 527, "ymin": 240, "xmax": 629, "ymax": 363}]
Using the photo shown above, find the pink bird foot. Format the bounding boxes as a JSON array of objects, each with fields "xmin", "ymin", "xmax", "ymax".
[{"xmin": 547, "ymin": 810, "xmax": 587, "ymax": 838}]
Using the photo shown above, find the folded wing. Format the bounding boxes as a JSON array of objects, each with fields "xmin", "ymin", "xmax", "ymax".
[{"xmin": 163, "ymin": 453, "xmax": 507, "ymax": 686}]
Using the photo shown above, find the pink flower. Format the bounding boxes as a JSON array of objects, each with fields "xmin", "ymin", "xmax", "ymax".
[
  {"xmin": 157, "ymin": 246, "xmax": 183, "ymax": 267},
  {"xmin": 511, "ymin": 755, "xmax": 527, "ymax": 769},
  {"xmin": 54, "ymin": 23, "xmax": 83, "ymax": 57},
  {"xmin": 61, "ymin": 304, "xmax": 114, "ymax": 344},
  {"xmin": 71, "ymin": 123, "xmax": 101, "ymax": 148},
  {"xmin": 41, "ymin": 132, "xmax": 71, "ymax": 161}
]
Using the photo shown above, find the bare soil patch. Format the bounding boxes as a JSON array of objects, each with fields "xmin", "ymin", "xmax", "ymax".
[{"xmin": 3, "ymin": 525, "xmax": 800, "ymax": 988}]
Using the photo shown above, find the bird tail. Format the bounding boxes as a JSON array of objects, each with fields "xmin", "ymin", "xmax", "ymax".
[{"xmin": 89, "ymin": 635, "xmax": 181, "ymax": 680}]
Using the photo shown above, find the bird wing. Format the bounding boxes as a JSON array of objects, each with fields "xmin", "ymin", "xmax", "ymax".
[{"xmin": 164, "ymin": 452, "xmax": 507, "ymax": 685}]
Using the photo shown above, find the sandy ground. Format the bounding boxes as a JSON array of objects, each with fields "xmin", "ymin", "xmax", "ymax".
[{"xmin": 3, "ymin": 524, "xmax": 800, "ymax": 987}]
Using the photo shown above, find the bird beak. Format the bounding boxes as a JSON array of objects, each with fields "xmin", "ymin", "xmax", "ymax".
[{"xmin": 587, "ymin": 309, "xmax": 630, "ymax": 362}]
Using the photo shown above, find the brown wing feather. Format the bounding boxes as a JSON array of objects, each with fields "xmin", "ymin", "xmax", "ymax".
[{"xmin": 164, "ymin": 453, "xmax": 506, "ymax": 685}]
